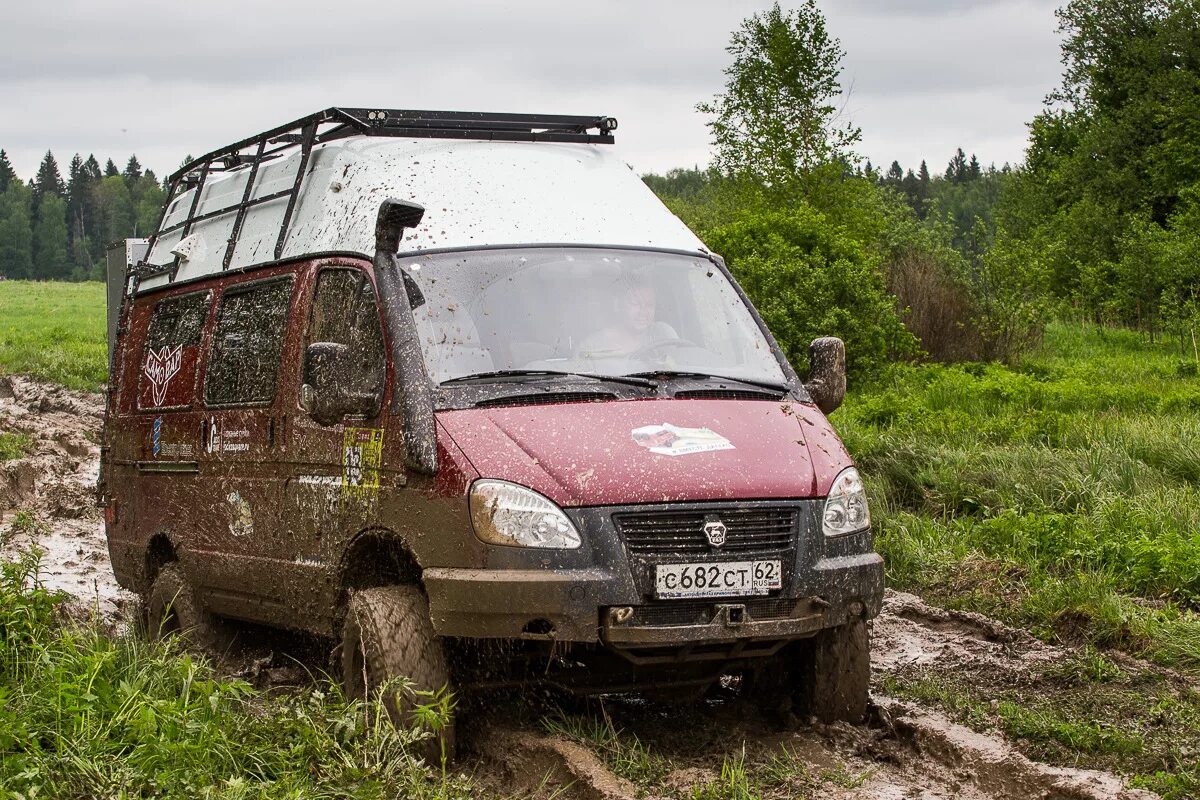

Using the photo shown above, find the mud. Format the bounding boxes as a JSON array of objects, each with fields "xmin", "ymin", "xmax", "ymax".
[
  {"xmin": 0, "ymin": 374, "xmax": 1161, "ymax": 799},
  {"xmin": 0, "ymin": 375, "xmax": 132, "ymax": 621}
]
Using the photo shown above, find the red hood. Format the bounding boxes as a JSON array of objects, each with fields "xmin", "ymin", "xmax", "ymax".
[{"xmin": 436, "ymin": 398, "xmax": 853, "ymax": 506}]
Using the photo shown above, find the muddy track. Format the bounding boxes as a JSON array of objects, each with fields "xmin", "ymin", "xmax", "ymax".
[{"xmin": 0, "ymin": 375, "xmax": 1159, "ymax": 799}]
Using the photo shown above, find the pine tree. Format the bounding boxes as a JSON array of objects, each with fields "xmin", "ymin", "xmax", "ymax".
[
  {"xmin": 32, "ymin": 194, "xmax": 69, "ymax": 280},
  {"xmin": 918, "ymin": 160, "xmax": 931, "ymax": 185},
  {"xmin": 104, "ymin": 159, "xmax": 120, "ymax": 177},
  {"xmin": 81, "ymin": 155, "xmax": 105, "ymax": 264},
  {"xmin": 0, "ymin": 150, "xmax": 15, "ymax": 193},
  {"xmin": 123, "ymin": 155, "xmax": 143, "ymax": 186},
  {"xmin": 945, "ymin": 148, "xmax": 968, "ymax": 183},
  {"xmin": 0, "ymin": 182, "xmax": 34, "ymax": 279},
  {"xmin": 32, "ymin": 151, "xmax": 66, "ymax": 206},
  {"xmin": 885, "ymin": 160, "xmax": 904, "ymax": 185},
  {"xmin": 66, "ymin": 154, "xmax": 100, "ymax": 272},
  {"xmin": 967, "ymin": 154, "xmax": 982, "ymax": 181}
]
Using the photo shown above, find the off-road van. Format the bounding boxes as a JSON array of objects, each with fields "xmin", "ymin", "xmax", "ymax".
[{"xmin": 101, "ymin": 108, "xmax": 883, "ymax": 754}]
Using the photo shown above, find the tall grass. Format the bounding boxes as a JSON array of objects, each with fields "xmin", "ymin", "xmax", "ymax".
[
  {"xmin": 842, "ymin": 323, "xmax": 1200, "ymax": 669},
  {"xmin": 0, "ymin": 280, "xmax": 107, "ymax": 391},
  {"xmin": 0, "ymin": 550, "xmax": 474, "ymax": 798}
]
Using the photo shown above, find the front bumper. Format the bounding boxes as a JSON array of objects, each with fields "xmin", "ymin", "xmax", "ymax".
[{"xmin": 424, "ymin": 499, "xmax": 883, "ymax": 656}]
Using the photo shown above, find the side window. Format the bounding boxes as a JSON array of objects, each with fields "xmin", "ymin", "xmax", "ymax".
[
  {"xmin": 138, "ymin": 290, "xmax": 211, "ymax": 410},
  {"xmin": 304, "ymin": 268, "xmax": 386, "ymax": 400},
  {"xmin": 205, "ymin": 277, "xmax": 294, "ymax": 407}
]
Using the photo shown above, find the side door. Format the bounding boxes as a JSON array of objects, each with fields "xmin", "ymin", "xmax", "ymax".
[
  {"xmin": 283, "ymin": 265, "xmax": 391, "ymax": 630},
  {"xmin": 128, "ymin": 289, "xmax": 211, "ymax": 575},
  {"xmin": 186, "ymin": 274, "xmax": 297, "ymax": 623}
]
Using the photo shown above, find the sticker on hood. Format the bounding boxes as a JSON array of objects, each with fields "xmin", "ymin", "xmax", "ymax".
[{"xmin": 631, "ymin": 423, "xmax": 734, "ymax": 456}]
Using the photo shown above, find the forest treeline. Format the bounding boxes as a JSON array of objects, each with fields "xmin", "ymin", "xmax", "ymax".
[
  {"xmin": 643, "ymin": 0, "xmax": 1200, "ymax": 376},
  {"xmin": 3, "ymin": 0, "xmax": 1197, "ymax": 378},
  {"xmin": 0, "ymin": 151, "xmax": 165, "ymax": 282}
]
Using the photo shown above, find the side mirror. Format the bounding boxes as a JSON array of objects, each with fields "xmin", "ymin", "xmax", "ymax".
[
  {"xmin": 301, "ymin": 342, "xmax": 380, "ymax": 426},
  {"xmin": 804, "ymin": 337, "xmax": 846, "ymax": 415}
]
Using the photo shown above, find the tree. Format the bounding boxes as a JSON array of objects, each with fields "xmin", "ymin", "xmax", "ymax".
[
  {"xmin": 104, "ymin": 159, "xmax": 120, "ymax": 178},
  {"xmin": 945, "ymin": 148, "xmax": 968, "ymax": 183},
  {"xmin": 123, "ymin": 155, "xmax": 143, "ymax": 186},
  {"xmin": 967, "ymin": 154, "xmax": 982, "ymax": 181},
  {"xmin": 32, "ymin": 194, "xmax": 69, "ymax": 280},
  {"xmin": 132, "ymin": 173, "xmax": 166, "ymax": 236},
  {"xmin": 79, "ymin": 155, "xmax": 105, "ymax": 265},
  {"xmin": 0, "ymin": 182, "xmax": 34, "ymax": 279},
  {"xmin": 697, "ymin": 0, "xmax": 861, "ymax": 188},
  {"xmin": 0, "ymin": 150, "xmax": 15, "ymax": 193},
  {"xmin": 885, "ymin": 161, "xmax": 903, "ymax": 184},
  {"xmin": 32, "ymin": 150, "xmax": 66, "ymax": 207},
  {"xmin": 93, "ymin": 174, "xmax": 135, "ymax": 245}
]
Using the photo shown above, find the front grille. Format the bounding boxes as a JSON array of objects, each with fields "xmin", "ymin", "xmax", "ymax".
[
  {"xmin": 628, "ymin": 597, "xmax": 801, "ymax": 627},
  {"xmin": 475, "ymin": 391, "xmax": 615, "ymax": 408},
  {"xmin": 673, "ymin": 389, "xmax": 784, "ymax": 401},
  {"xmin": 613, "ymin": 507, "xmax": 797, "ymax": 556}
]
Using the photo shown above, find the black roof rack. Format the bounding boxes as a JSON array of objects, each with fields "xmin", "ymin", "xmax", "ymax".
[{"xmin": 143, "ymin": 107, "xmax": 617, "ymax": 281}]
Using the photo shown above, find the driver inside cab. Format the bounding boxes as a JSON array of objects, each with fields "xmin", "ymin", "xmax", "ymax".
[{"xmin": 576, "ymin": 271, "xmax": 677, "ymax": 359}]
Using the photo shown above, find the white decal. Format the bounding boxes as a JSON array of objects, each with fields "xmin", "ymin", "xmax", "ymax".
[
  {"xmin": 297, "ymin": 475, "xmax": 341, "ymax": 485},
  {"xmin": 632, "ymin": 423, "xmax": 735, "ymax": 457},
  {"xmin": 226, "ymin": 491, "xmax": 254, "ymax": 538},
  {"xmin": 143, "ymin": 345, "xmax": 183, "ymax": 406}
]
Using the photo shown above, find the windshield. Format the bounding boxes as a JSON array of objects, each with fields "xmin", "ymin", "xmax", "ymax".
[{"xmin": 394, "ymin": 247, "xmax": 787, "ymax": 387}]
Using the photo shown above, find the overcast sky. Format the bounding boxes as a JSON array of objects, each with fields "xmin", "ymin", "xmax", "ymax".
[{"xmin": 0, "ymin": 0, "xmax": 1064, "ymax": 182}]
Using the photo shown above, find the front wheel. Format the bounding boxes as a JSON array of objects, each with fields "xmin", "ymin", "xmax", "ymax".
[
  {"xmin": 792, "ymin": 619, "xmax": 870, "ymax": 723},
  {"xmin": 340, "ymin": 585, "xmax": 456, "ymax": 764}
]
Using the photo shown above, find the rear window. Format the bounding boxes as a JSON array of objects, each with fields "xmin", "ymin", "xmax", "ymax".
[
  {"xmin": 205, "ymin": 277, "xmax": 294, "ymax": 407},
  {"xmin": 138, "ymin": 290, "xmax": 211, "ymax": 410}
]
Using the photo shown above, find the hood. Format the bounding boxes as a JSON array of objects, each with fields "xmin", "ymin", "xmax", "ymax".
[{"xmin": 435, "ymin": 398, "xmax": 853, "ymax": 507}]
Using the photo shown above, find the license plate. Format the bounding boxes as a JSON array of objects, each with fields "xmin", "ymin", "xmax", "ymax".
[{"xmin": 654, "ymin": 560, "xmax": 782, "ymax": 599}]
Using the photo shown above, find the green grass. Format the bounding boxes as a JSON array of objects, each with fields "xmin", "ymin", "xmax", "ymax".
[
  {"xmin": 0, "ymin": 431, "xmax": 32, "ymax": 461},
  {"xmin": 0, "ymin": 280, "xmax": 107, "ymax": 391},
  {"xmin": 0, "ymin": 550, "xmax": 476, "ymax": 799},
  {"xmin": 842, "ymin": 322, "xmax": 1200, "ymax": 796},
  {"xmin": 841, "ymin": 322, "xmax": 1200, "ymax": 671}
]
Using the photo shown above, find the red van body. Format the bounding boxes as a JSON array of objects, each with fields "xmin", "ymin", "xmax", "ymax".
[{"xmin": 101, "ymin": 110, "xmax": 884, "ymax": 747}]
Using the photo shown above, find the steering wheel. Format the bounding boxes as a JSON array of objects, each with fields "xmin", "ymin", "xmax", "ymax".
[{"xmin": 628, "ymin": 338, "xmax": 701, "ymax": 359}]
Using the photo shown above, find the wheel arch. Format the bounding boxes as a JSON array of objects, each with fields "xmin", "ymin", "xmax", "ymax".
[{"xmin": 143, "ymin": 533, "xmax": 178, "ymax": 592}]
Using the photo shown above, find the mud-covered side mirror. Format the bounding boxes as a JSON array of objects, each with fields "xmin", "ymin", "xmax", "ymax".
[
  {"xmin": 804, "ymin": 337, "xmax": 846, "ymax": 415},
  {"xmin": 302, "ymin": 342, "xmax": 380, "ymax": 426}
]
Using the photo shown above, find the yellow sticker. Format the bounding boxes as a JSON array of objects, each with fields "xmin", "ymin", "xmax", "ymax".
[{"xmin": 342, "ymin": 427, "xmax": 384, "ymax": 497}]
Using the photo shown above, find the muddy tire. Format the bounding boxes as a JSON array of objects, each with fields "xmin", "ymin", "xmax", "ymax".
[
  {"xmin": 145, "ymin": 563, "xmax": 219, "ymax": 651},
  {"xmin": 340, "ymin": 585, "xmax": 456, "ymax": 764},
  {"xmin": 793, "ymin": 619, "xmax": 870, "ymax": 723}
]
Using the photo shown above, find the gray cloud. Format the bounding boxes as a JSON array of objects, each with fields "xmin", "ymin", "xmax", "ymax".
[{"xmin": 0, "ymin": 0, "xmax": 1062, "ymax": 183}]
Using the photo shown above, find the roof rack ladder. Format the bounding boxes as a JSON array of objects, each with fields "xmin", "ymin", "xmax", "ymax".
[
  {"xmin": 170, "ymin": 161, "xmax": 211, "ymax": 279},
  {"xmin": 274, "ymin": 122, "xmax": 317, "ymax": 260},
  {"xmin": 222, "ymin": 137, "xmax": 268, "ymax": 270}
]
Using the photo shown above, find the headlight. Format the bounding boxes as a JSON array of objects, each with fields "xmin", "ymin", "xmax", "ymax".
[
  {"xmin": 469, "ymin": 479, "xmax": 582, "ymax": 549},
  {"xmin": 822, "ymin": 467, "xmax": 870, "ymax": 536}
]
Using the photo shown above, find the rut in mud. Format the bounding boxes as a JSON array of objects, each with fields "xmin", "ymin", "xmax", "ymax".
[{"xmin": 0, "ymin": 375, "xmax": 1160, "ymax": 799}]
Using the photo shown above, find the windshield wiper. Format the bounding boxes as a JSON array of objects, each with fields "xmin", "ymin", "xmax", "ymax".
[
  {"xmin": 625, "ymin": 370, "xmax": 790, "ymax": 394},
  {"xmin": 441, "ymin": 369, "xmax": 657, "ymax": 389}
]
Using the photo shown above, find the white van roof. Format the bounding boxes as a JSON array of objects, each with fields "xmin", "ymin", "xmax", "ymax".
[{"xmin": 138, "ymin": 109, "xmax": 705, "ymax": 293}]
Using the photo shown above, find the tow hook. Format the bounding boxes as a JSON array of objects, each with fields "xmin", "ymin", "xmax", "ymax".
[
  {"xmin": 717, "ymin": 603, "xmax": 747, "ymax": 625},
  {"xmin": 608, "ymin": 606, "xmax": 634, "ymax": 625}
]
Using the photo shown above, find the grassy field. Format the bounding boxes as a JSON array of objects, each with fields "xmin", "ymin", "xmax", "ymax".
[
  {"xmin": 3, "ymin": 282, "xmax": 1200, "ymax": 795},
  {"xmin": 839, "ymin": 323, "xmax": 1200, "ymax": 797},
  {"xmin": 841, "ymin": 323, "xmax": 1200, "ymax": 671},
  {"xmin": 0, "ymin": 280, "xmax": 107, "ymax": 391}
]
